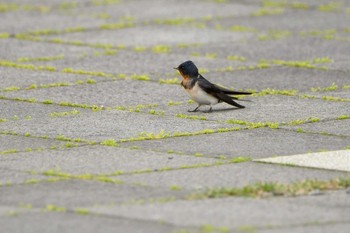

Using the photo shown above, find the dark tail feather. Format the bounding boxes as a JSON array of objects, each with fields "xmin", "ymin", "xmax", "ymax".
[
  {"xmin": 216, "ymin": 93, "xmax": 246, "ymax": 108},
  {"xmin": 213, "ymin": 84, "xmax": 251, "ymax": 95},
  {"xmin": 224, "ymin": 90, "xmax": 251, "ymax": 95},
  {"xmin": 230, "ymin": 96, "xmax": 253, "ymax": 102}
]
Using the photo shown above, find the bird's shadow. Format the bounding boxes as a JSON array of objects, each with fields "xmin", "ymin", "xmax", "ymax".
[{"xmin": 188, "ymin": 107, "xmax": 242, "ymax": 113}]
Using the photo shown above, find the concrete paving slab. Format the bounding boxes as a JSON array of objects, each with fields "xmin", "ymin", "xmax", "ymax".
[
  {"xmin": 171, "ymin": 36, "xmax": 350, "ymax": 64},
  {"xmin": 258, "ymin": 222, "xmax": 350, "ymax": 233},
  {"xmin": 1, "ymin": 0, "xmax": 350, "ymax": 232},
  {"xmin": 122, "ymin": 128, "xmax": 350, "ymax": 159},
  {"xmin": 281, "ymin": 119, "xmax": 350, "ymax": 136},
  {"xmin": 1, "ymin": 79, "xmax": 186, "ymax": 107},
  {"xmin": 0, "ymin": 134, "xmax": 78, "ymax": 152},
  {"xmin": 119, "ymin": 162, "xmax": 348, "ymax": 190},
  {"xmin": 305, "ymin": 89, "xmax": 350, "ymax": 99},
  {"xmin": 214, "ymin": 9, "xmax": 350, "ymax": 31},
  {"xmin": 186, "ymin": 67, "xmax": 350, "ymax": 93},
  {"xmin": 0, "ymin": 67, "xmax": 107, "ymax": 91},
  {"xmin": 0, "ymin": 109, "xmax": 231, "ymax": 141},
  {"xmin": 0, "ymin": 10, "xmax": 105, "ymax": 34},
  {"xmin": 0, "ymin": 145, "xmax": 217, "ymax": 175},
  {"xmin": 2, "ymin": 81, "xmax": 349, "ymax": 123},
  {"xmin": 0, "ymin": 179, "xmax": 189, "ymax": 207},
  {"xmin": 43, "ymin": 24, "xmax": 253, "ymax": 47},
  {"xmin": 70, "ymin": 0, "xmax": 258, "ymax": 22},
  {"xmin": 89, "ymin": 190, "xmax": 350, "ymax": 229},
  {"xmin": 0, "ymin": 39, "xmax": 94, "ymax": 62},
  {"xmin": 151, "ymin": 95, "xmax": 350, "ymax": 123},
  {"xmin": 0, "ymin": 168, "xmax": 47, "ymax": 185},
  {"xmin": 0, "ymin": 211, "xmax": 179, "ymax": 233},
  {"xmin": 256, "ymin": 150, "xmax": 350, "ymax": 172},
  {"xmin": 0, "ymin": 99, "xmax": 90, "ymax": 121}
]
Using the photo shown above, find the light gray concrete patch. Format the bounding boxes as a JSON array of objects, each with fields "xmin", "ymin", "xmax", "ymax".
[
  {"xmin": 119, "ymin": 162, "xmax": 348, "ymax": 190},
  {"xmin": 256, "ymin": 150, "xmax": 350, "ymax": 172},
  {"xmin": 122, "ymin": 127, "xmax": 350, "ymax": 159},
  {"xmin": 0, "ymin": 145, "xmax": 217, "ymax": 174},
  {"xmin": 89, "ymin": 190, "xmax": 350, "ymax": 229}
]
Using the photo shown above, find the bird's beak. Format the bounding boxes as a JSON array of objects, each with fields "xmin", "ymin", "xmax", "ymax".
[{"xmin": 173, "ymin": 67, "xmax": 179, "ymax": 70}]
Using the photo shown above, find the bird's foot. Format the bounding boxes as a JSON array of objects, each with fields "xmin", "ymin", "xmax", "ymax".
[
  {"xmin": 188, "ymin": 106, "xmax": 200, "ymax": 112},
  {"xmin": 203, "ymin": 106, "xmax": 212, "ymax": 113}
]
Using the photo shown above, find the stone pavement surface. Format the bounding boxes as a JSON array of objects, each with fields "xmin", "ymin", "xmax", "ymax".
[{"xmin": 1, "ymin": 0, "xmax": 350, "ymax": 232}]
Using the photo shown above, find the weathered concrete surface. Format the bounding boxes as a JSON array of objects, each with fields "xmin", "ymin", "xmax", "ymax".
[{"xmin": 1, "ymin": 0, "xmax": 350, "ymax": 232}]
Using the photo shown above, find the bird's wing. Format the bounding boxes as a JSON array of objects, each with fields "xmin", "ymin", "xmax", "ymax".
[
  {"xmin": 197, "ymin": 75, "xmax": 251, "ymax": 95},
  {"xmin": 196, "ymin": 76, "xmax": 219, "ymax": 93},
  {"xmin": 215, "ymin": 92, "xmax": 245, "ymax": 108},
  {"xmin": 197, "ymin": 76, "xmax": 245, "ymax": 108},
  {"xmin": 213, "ymin": 84, "xmax": 251, "ymax": 95}
]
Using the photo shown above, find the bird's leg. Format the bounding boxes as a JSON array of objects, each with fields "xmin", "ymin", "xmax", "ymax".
[
  {"xmin": 204, "ymin": 106, "xmax": 212, "ymax": 113},
  {"xmin": 188, "ymin": 105, "xmax": 200, "ymax": 112}
]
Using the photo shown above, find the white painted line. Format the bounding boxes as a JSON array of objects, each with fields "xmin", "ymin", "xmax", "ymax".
[{"xmin": 254, "ymin": 150, "xmax": 350, "ymax": 172}]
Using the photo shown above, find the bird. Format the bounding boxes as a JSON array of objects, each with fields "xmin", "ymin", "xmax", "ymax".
[{"xmin": 174, "ymin": 60, "xmax": 251, "ymax": 112}]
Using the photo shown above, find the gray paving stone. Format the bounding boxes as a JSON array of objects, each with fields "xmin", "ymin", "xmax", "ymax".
[
  {"xmin": 186, "ymin": 67, "xmax": 350, "ymax": 93},
  {"xmin": 122, "ymin": 127, "xmax": 350, "ymax": 159},
  {"xmin": 0, "ymin": 109, "xmax": 231, "ymax": 141},
  {"xmin": 68, "ymin": 0, "xmax": 258, "ymax": 22},
  {"xmin": 0, "ymin": 67, "xmax": 107, "ymax": 91},
  {"xmin": 89, "ymin": 190, "xmax": 350, "ymax": 229},
  {"xmin": 0, "ymin": 134, "xmax": 77, "ymax": 152},
  {"xmin": 0, "ymin": 10, "xmax": 105, "ymax": 34},
  {"xmin": 1, "ymin": 79, "xmax": 186, "ymax": 107},
  {"xmin": 2, "ymin": 81, "xmax": 349, "ymax": 123},
  {"xmin": 215, "ymin": 9, "xmax": 350, "ymax": 31},
  {"xmin": 119, "ymin": 162, "xmax": 348, "ymax": 190},
  {"xmin": 0, "ymin": 211, "xmax": 179, "ymax": 233},
  {"xmin": 259, "ymin": 223, "xmax": 350, "ymax": 233},
  {"xmin": 0, "ymin": 168, "xmax": 47, "ymax": 185},
  {"xmin": 42, "ymin": 24, "xmax": 253, "ymax": 47},
  {"xmin": 281, "ymin": 119, "xmax": 350, "ymax": 136},
  {"xmin": 0, "ymin": 145, "xmax": 217, "ymax": 174},
  {"xmin": 154, "ymin": 95, "xmax": 349, "ymax": 123},
  {"xmin": 307, "ymin": 89, "xmax": 350, "ymax": 99},
  {"xmin": 172, "ymin": 37, "xmax": 350, "ymax": 65},
  {"xmin": 0, "ymin": 99, "xmax": 90, "ymax": 120},
  {"xmin": 2, "ymin": 0, "xmax": 350, "ymax": 232},
  {"xmin": 0, "ymin": 39, "xmax": 94, "ymax": 62},
  {"xmin": 0, "ymin": 179, "xmax": 188, "ymax": 207}
]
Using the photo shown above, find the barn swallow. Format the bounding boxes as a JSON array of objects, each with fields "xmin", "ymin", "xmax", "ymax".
[{"xmin": 174, "ymin": 60, "xmax": 251, "ymax": 112}]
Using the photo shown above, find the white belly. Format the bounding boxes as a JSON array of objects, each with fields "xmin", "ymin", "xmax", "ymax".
[{"xmin": 186, "ymin": 82, "xmax": 219, "ymax": 105}]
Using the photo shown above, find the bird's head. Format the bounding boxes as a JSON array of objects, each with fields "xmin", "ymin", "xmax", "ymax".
[{"xmin": 174, "ymin": 60, "xmax": 198, "ymax": 78}]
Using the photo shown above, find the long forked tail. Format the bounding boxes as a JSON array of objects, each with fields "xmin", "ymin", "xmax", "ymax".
[{"xmin": 213, "ymin": 84, "xmax": 251, "ymax": 95}]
